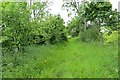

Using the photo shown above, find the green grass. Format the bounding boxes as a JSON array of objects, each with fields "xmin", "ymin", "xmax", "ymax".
[{"xmin": 2, "ymin": 38, "xmax": 118, "ymax": 78}]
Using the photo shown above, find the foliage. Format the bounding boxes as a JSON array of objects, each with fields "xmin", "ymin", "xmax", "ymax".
[
  {"xmin": 1, "ymin": 2, "xmax": 67, "ymax": 52},
  {"xmin": 2, "ymin": 38, "xmax": 118, "ymax": 78},
  {"xmin": 45, "ymin": 15, "xmax": 67, "ymax": 44},
  {"xmin": 63, "ymin": 0, "xmax": 119, "ymax": 45},
  {"xmin": 1, "ymin": 1, "xmax": 119, "ymax": 78},
  {"xmin": 104, "ymin": 9, "xmax": 118, "ymax": 30},
  {"xmin": 80, "ymin": 26, "xmax": 100, "ymax": 42},
  {"xmin": 0, "ymin": 36, "xmax": 8, "ymax": 44},
  {"xmin": 67, "ymin": 17, "xmax": 80, "ymax": 37},
  {"xmin": 1, "ymin": 2, "xmax": 31, "ymax": 52},
  {"xmin": 103, "ymin": 30, "xmax": 118, "ymax": 44},
  {"xmin": 31, "ymin": 15, "xmax": 67, "ymax": 44}
]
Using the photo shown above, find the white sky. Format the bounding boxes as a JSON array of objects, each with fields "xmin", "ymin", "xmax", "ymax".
[{"xmin": 48, "ymin": 0, "xmax": 120, "ymax": 24}]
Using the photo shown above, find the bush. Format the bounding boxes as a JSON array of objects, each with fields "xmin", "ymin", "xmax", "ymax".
[
  {"xmin": 80, "ymin": 27, "xmax": 100, "ymax": 42},
  {"xmin": 44, "ymin": 15, "xmax": 67, "ymax": 44},
  {"xmin": 103, "ymin": 30, "xmax": 118, "ymax": 44},
  {"xmin": 1, "ymin": 2, "xmax": 67, "ymax": 52},
  {"xmin": 1, "ymin": 2, "xmax": 32, "ymax": 52}
]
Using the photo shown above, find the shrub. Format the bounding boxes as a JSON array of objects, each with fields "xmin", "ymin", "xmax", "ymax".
[
  {"xmin": 44, "ymin": 15, "xmax": 67, "ymax": 44},
  {"xmin": 1, "ymin": 2, "xmax": 67, "ymax": 52},
  {"xmin": 1, "ymin": 2, "xmax": 31, "ymax": 52},
  {"xmin": 103, "ymin": 30, "xmax": 118, "ymax": 44},
  {"xmin": 80, "ymin": 27, "xmax": 100, "ymax": 42}
]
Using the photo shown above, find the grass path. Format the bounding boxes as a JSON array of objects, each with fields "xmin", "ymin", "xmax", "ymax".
[{"xmin": 3, "ymin": 38, "xmax": 118, "ymax": 78}]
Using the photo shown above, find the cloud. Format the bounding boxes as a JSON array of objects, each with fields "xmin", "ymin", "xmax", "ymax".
[{"xmin": 109, "ymin": 0, "xmax": 119, "ymax": 10}]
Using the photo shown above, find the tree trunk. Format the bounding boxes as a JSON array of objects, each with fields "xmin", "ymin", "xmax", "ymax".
[
  {"xmin": 84, "ymin": 18, "xmax": 87, "ymax": 31},
  {"xmin": 98, "ymin": 19, "xmax": 102, "ymax": 44}
]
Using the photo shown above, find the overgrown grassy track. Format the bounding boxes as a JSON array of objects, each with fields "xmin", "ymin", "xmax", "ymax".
[{"xmin": 3, "ymin": 38, "xmax": 118, "ymax": 78}]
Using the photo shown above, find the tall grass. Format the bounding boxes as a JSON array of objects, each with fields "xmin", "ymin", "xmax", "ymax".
[{"xmin": 2, "ymin": 38, "xmax": 118, "ymax": 78}]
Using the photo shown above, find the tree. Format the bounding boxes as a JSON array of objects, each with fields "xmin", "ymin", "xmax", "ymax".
[
  {"xmin": 44, "ymin": 15, "xmax": 67, "ymax": 44},
  {"xmin": 1, "ymin": 2, "xmax": 31, "ymax": 52},
  {"xmin": 63, "ymin": 0, "xmax": 118, "ymax": 42}
]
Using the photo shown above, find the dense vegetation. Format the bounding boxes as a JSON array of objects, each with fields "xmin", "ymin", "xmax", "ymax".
[
  {"xmin": 2, "ymin": 38, "xmax": 118, "ymax": 78},
  {"xmin": 0, "ymin": 0, "xmax": 119, "ymax": 78}
]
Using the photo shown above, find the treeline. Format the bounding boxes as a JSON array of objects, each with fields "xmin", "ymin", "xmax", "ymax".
[
  {"xmin": 64, "ymin": 0, "xmax": 119, "ymax": 42},
  {"xmin": 1, "ymin": 2, "xmax": 67, "ymax": 53}
]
